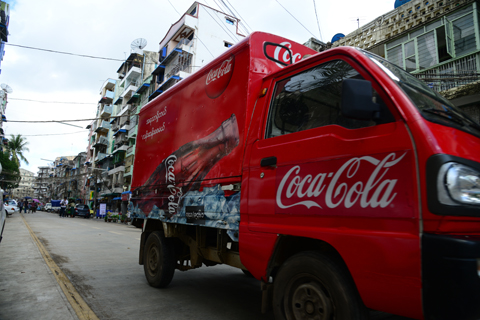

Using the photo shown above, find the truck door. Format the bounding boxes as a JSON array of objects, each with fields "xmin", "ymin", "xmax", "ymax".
[{"xmin": 246, "ymin": 56, "xmax": 422, "ymax": 315}]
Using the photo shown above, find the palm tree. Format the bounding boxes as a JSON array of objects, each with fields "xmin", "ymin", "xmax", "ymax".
[{"xmin": 7, "ymin": 134, "xmax": 29, "ymax": 166}]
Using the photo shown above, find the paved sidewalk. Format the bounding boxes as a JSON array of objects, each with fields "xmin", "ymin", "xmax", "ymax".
[{"xmin": 0, "ymin": 212, "xmax": 79, "ymax": 320}]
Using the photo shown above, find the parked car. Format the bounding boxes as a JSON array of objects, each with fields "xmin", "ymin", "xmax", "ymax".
[
  {"xmin": 75, "ymin": 204, "xmax": 91, "ymax": 218},
  {"xmin": 4, "ymin": 200, "xmax": 19, "ymax": 216}
]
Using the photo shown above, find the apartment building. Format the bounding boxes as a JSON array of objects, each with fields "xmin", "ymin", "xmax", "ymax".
[
  {"xmin": 11, "ymin": 168, "xmax": 35, "ymax": 199},
  {"xmin": 330, "ymin": 0, "xmax": 480, "ymax": 121}
]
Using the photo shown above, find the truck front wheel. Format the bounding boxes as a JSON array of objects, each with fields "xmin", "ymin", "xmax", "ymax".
[
  {"xmin": 273, "ymin": 251, "xmax": 367, "ymax": 320},
  {"xmin": 143, "ymin": 231, "xmax": 175, "ymax": 288}
]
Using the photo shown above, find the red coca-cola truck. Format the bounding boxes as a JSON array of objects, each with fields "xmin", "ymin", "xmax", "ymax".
[{"xmin": 131, "ymin": 32, "xmax": 480, "ymax": 320}]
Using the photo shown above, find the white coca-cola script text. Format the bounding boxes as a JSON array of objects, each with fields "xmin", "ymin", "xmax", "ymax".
[
  {"xmin": 165, "ymin": 155, "xmax": 183, "ymax": 214},
  {"xmin": 206, "ymin": 57, "xmax": 233, "ymax": 86},
  {"xmin": 276, "ymin": 153, "xmax": 406, "ymax": 210}
]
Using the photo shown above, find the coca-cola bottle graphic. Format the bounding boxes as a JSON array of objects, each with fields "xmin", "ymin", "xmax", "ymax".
[{"xmin": 133, "ymin": 114, "xmax": 239, "ymax": 217}]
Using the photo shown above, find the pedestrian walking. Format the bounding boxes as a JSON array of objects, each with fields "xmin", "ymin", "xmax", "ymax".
[
  {"xmin": 18, "ymin": 201, "xmax": 23, "ymax": 213},
  {"xmin": 60, "ymin": 197, "xmax": 68, "ymax": 217}
]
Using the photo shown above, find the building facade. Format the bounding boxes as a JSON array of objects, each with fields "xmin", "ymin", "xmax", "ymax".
[
  {"xmin": 328, "ymin": 0, "xmax": 480, "ymax": 122},
  {"xmin": 85, "ymin": 1, "xmax": 244, "ymax": 214},
  {"xmin": 11, "ymin": 168, "xmax": 35, "ymax": 199}
]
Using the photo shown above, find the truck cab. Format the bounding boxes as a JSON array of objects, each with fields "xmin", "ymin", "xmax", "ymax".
[{"xmin": 134, "ymin": 33, "xmax": 480, "ymax": 320}]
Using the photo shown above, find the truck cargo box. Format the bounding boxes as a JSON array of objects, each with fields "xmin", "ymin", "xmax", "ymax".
[{"xmin": 131, "ymin": 32, "xmax": 315, "ymax": 238}]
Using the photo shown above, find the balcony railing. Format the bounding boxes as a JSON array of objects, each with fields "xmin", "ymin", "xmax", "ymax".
[
  {"xmin": 413, "ymin": 53, "xmax": 479, "ymax": 92},
  {"xmin": 94, "ymin": 120, "xmax": 111, "ymax": 133},
  {"xmin": 100, "ymin": 104, "xmax": 112, "ymax": 118},
  {"xmin": 160, "ymin": 38, "xmax": 193, "ymax": 65},
  {"xmin": 166, "ymin": 63, "xmax": 192, "ymax": 80}
]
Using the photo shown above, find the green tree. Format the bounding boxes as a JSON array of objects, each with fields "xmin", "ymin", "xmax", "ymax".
[
  {"xmin": 0, "ymin": 151, "xmax": 20, "ymax": 190},
  {"xmin": 7, "ymin": 134, "xmax": 29, "ymax": 166}
]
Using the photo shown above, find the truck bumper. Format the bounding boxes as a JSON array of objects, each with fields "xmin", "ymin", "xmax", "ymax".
[{"xmin": 422, "ymin": 233, "xmax": 480, "ymax": 320}]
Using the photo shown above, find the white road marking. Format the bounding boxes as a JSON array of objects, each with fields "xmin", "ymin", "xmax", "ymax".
[{"xmin": 109, "ymin": 231, "xmax": 123, "ymax": 235}]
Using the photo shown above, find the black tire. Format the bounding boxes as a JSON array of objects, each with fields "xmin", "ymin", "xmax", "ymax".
[
  {"xmin": 143, "ymin": 231, "xmax": 175, "ymax": 288},
  {"xmin": 273, "ymin": 251, "xmax": 367, "ymax": 320}
]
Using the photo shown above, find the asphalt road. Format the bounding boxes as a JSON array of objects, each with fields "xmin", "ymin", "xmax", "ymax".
[{"xmin": 9, "ymin": 211, "xmax": 414, "ymax": 320}]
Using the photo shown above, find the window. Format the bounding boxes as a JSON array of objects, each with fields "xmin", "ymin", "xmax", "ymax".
[
  {"xmin": 224, "ymin": 41, "xmax": 233, "ymax": 48},
  {"xmin": 225, "ymin": 18, "xmax": 234, "ymax": 25},
  {"xmin": 385, "ymin": 4, "xmax": 478, "ymax": 72},
  {"xmin": 417, "ymin": 31, "xmax": 438, "ymax": 69},
  {"xmin": 452, "ymin": 13, "xmax": 476, "ymax": 56},
  {"xmin": 405, "ymin": 40, "xmax": 416, "ymax": 72},
  {"xmin": 265, "ymin": 60, "xmax": 390, "ymax": 139}
]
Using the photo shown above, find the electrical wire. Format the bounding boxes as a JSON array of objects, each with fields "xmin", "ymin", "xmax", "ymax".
[
  {"xmin": 313, "ymin": 0, "xmax": 323, "ymax": 41},
  {"xmin": 223, "ymin": 0, "xmax": 253, "ymax": 34},
  {"xmin": 6, "ymin": 115, "xmax": 129, "ymax": 124},
  {"xmin": 207, "ymin": 0, "xmax": 242, "ymax": 43},
  {"xmin": 5, "ymin": 43, "xmax": 124, "ymax": 62},
  {"xmin": 9, "ymin": 98, "xmax": 95, "ymax": 104},
  {"xmin": 274, "ymin": 0, "xmax": 317, "ymax": 39},
  {"xmin": 10, "ymin": 131, "xmax": 86, "ymax": 137}
]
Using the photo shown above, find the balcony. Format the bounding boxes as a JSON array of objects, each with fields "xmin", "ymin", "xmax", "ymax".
[
  {"xmin": 125, "ymin": 66, "xmax": 141, "ymax": 82},
  {"xmin": 93, "ymin": 136, "xmax": 109, "ymax": 147},
  {"xmin": 126, "ymin": 144, "xmax": 135, "ymax": 156},
  {"xmin": 100, "ymin": 78, "xmax": 116, "ymax": 92},
  {"xmin": 113, "ymin": 144, "xmax": 128, "ymax": 154},
  {"xmin": 98, "ymin": 90, "xmax": 114, "ymax": 104},
  {"xmin": 160, "ymin": 38, "xmax": 194, "ymax": 66},
  {"xmin": 94, "ymin": 120, "xmax": 111, "ymax": 134},
  {"xmin": 108, "ymin": 165, "xmax": 125, "ymax": 175},
  {"xmin": 95, "ymin": 153, "xmax": 106, "ymax": 162},
  {"xmin": 120, "ymin": 81, "xmax": 139, "ymax": 99},
  {"xmin": 158, "ymin": 75, "xmax": 181, "ymax": 92},
  {"xmin": 128, "ymin": 125, "xmax": 137, "ymax": 138},
  {"xmin": 100, "ymin": 104, "xmax": 112, "ymax": 118}
]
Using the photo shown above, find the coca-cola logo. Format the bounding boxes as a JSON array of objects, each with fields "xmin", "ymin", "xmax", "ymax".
[
  {"xmin": 205, "ymin": 55, "xmax": 235, "ymax": 99},
  {"xmin": 276, "ymin": 152, "xmax": 410, "ymax": 214},
  {"xmin": 165, "ymin": 155, "xmax": 183, "ymax": 215},
  {"xmin": 274, "ymin": 42, "xmax": 302, "ymax": 68}
]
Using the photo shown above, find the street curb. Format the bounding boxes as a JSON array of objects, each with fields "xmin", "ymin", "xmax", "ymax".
[{"xmin": 20, "ymin": 213, "xmax": 99, "ymax": 320}]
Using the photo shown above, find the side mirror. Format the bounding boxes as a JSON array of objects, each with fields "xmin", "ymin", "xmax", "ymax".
[{"xmin": 341, "ymin": 79, "xmax": 380, "ymax": 121}]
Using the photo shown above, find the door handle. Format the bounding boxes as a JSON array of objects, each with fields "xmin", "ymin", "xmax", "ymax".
[{"xmin": 261, "ymin": 156, "xmax": 277, "ymax": 167}]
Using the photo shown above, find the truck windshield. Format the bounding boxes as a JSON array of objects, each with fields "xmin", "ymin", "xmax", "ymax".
[{"xmin": 364, "ymin": 51, "xmax": 480, "ymax": 138}]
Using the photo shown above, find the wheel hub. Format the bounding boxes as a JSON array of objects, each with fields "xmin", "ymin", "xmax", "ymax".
[{"xmin": 291, "ymin": 282, "xmax": 332, "ymax": 320}]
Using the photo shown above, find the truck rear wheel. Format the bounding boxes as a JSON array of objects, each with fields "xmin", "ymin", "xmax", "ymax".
[
  {"xmin": 273, "ymin": 251, "xmax": 367, "ymax": 320},
  {"xmin": 143, "ymin": 231, "xmax": 175, "ymax": 288}
]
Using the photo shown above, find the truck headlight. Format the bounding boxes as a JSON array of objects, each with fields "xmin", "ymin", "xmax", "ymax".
[{"xmin": 438, "ymin": 163, "xmax": 480, "ymax": 206}]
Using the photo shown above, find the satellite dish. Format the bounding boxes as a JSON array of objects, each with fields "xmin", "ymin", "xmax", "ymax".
[
  {"xmin": 1, "ymin": 84, "xmax": 12, "ymax": 94},
  {"xmin": 131, "ymin": 38, "xmax": 147, "ymax": 53},
  {"xmin": 331, "ymin": 33, "xmax": 345, "ymax": 44}
]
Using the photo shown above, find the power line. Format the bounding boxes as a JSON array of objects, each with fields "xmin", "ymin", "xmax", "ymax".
[
  {"xmin": 6, "ymin": 43, "xmax": 124, "ymax": 62},
  {"xmin": 9, "ymin": 98, "xmax": 96, "ymax": 105},
  {"xmin": 10, "ymin": 131, "xmax": 86, "ymax": 137},
  {"xmin": 274, "ymin": 0, "xmax": 317, "ymax": 39},
  {"xmin": 313, "ymin": 0, "xmax": 323, "ymax": 41},
  {"xmin": 204, "ymin": 3, "xmax": 241, "ymax": 43},
  {"xmin": 6, "ymin": 114, "xmax": 130, "ymax": 124},
  {"xmin": 223, "ymin": 0, "xmax": 253, "ymax": 34}
]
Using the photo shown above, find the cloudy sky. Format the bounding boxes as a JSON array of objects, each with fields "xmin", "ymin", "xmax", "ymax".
[{"xmin": 1, "ymin": 0, "xmax": 394, "ymax": 175}]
